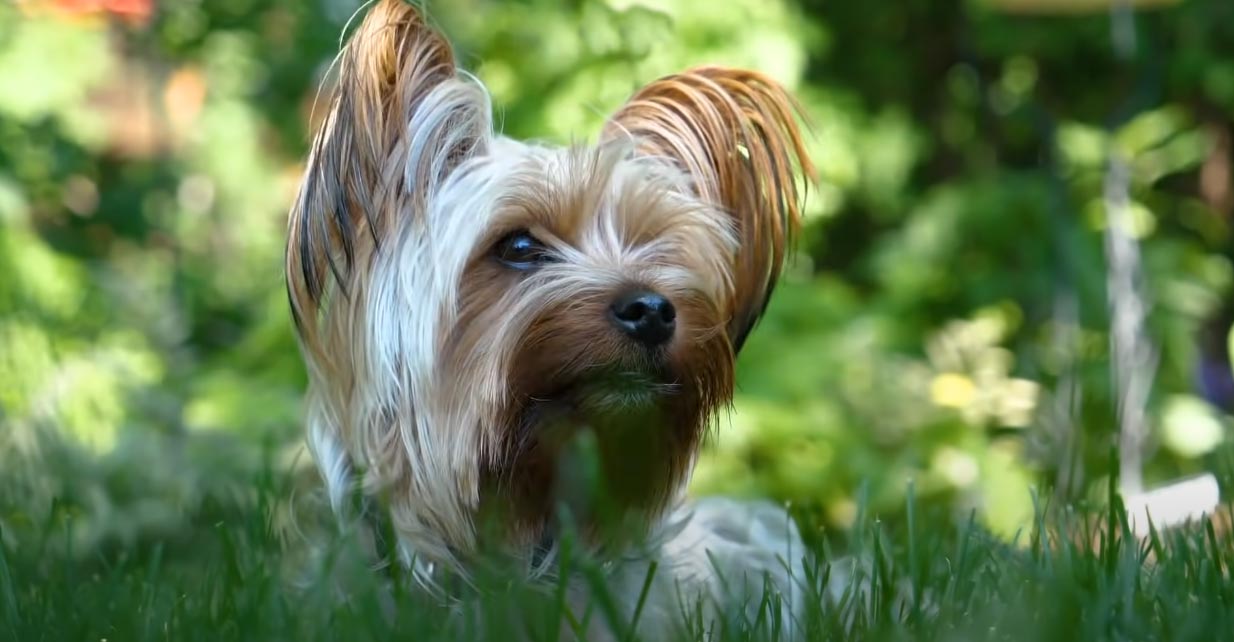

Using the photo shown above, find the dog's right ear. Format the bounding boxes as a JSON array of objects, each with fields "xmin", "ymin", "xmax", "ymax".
[{"xmin": 286, "ymin": 0, "xmax": 489, "ymax": 355}]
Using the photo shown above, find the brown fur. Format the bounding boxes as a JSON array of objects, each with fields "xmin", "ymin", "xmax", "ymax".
[
  {"xmin": 605, "ymin": 67, "xmax": 817, "ymax": 350},
  {"xmin": 283, "ymin": 0, "xmax": 814, "ymax": 583},
  {"xmin": 286, "ymin": 0, "xmax": 477, "ymax": 357}
]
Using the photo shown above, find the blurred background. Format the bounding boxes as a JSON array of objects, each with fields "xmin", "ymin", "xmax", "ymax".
[{"xmin": 1, "ymin": 0, "xmax": 1231, "ymax": 557}]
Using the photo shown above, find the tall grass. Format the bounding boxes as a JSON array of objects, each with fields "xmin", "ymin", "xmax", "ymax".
[{"xmin": 3, "ymin": 459, "xmax": 1231, "ymax": 642}]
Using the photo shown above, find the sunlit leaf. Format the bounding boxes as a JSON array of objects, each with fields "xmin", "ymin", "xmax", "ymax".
[
  {"xmin": 1159, "ymin": 395, "xmax": 1227, "ymax": 458},
  {"xmin": 978, "ymin": 442, "xmax": 1035, "ymax": 539},
  {"xmin": 0, "ymin": 16, "xmax": 112, "ymax": 145},
  {"xmin": 1, "ymin": 227, "xmax": 87, "ymax": 321},
  {"xmin": 1229, "ymin": 324, "xmax": 1234, "ymax": 381}
]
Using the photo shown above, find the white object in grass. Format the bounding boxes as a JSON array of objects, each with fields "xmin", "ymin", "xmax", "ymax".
[{"xmin": 1123, "ymin": 473, "xmax": 1220, "ymax": 535}]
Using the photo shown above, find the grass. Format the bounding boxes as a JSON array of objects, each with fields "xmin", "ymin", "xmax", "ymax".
[{"xmin": 3, "ymin": 459, "xmax": 1234, "ymax": 642}]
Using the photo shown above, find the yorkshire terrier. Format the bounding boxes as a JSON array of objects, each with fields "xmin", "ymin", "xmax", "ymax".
[{"xmin": 285, "ymin": 0, "xmax": 819, "ymax": 637}]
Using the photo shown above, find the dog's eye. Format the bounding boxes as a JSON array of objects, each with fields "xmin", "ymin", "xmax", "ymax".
[{"xmin": 494, "ymin": 230, "xmax": 556, "ymax": 270}]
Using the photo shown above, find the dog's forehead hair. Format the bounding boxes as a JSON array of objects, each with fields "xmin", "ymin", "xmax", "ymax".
[{"xmin": 464, "ymin": 138, "xmax": 735, "ymax": 265}]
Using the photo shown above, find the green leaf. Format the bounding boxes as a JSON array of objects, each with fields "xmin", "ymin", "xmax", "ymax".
[{"xmin": 1228, "ymin": 323, "xmax": 1234, "ymax": 381}]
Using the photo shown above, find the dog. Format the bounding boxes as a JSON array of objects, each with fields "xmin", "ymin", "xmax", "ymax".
[{"xmin": 285, "ymin": 0, "xmax": 820, "ymax": 637}]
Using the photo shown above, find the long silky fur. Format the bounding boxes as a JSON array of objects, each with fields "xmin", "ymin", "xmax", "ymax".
[
  {"xmin": 604, "ymin": 68, "xmax": 817, "ymax": 351},
  {"xmin": 285, "ymin": 0, "xmax": 496, "ymax": 575},
  {"xmin": 284, "ymin": 0, "xmax": 816, "ymax": 623}
]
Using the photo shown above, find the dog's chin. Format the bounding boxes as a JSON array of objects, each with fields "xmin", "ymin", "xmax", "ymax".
[
  {"xmin": 519, "ymin": 363, "xmax": 689, "ymax": 450},
  {"xmin": 570, "ymin": 369, "xmax": 679, "ymax": 413},
  {"xmin": 486, "ymin": 359, "xmax": 694, "ymax": 547}
]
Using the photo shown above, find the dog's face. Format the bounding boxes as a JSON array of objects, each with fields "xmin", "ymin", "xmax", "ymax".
[
  {"xmin": 286, "ymin": 0, "xmax": 812, "ymax": 572},
  {"xmin": 443, "ymin": 142, "xmax": 737, "ymax": 536}
]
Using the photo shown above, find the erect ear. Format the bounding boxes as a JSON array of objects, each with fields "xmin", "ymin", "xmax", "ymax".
[
  {"xmin": 603, "ymin": 67, "xmax": 815, "ymax": 354},
  {"xmin": 286, "ymin": 0, "xmax": 490, "ymax": 355}
]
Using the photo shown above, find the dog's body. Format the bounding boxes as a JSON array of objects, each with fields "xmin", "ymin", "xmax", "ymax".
[{"xmin": 285, "ymin": 1, "xmax": 818, "ymax": 636}]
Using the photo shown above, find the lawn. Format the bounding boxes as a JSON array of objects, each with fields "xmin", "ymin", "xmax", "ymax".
[
  {"xmin": 4, "ymin": 463, "xmax": 1232, "ymax": 642},
  {"xmin": 2, "ymin": 0, "xmax": 1233, "ymax": 640}
]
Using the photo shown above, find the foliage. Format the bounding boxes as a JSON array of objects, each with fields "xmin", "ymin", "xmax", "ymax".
[
  {"xmin": 4, "ymin": 469, "xmax": 1234, "ymax": 641},
  {"xmin": 0, "ymin": 0, "xmax": 1232, "ymax": 586}
]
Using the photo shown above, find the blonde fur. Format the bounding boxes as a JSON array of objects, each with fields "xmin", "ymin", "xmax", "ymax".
[{"xmin": 285, "ymin": 0, "xmax": 816, "ymax": 632}]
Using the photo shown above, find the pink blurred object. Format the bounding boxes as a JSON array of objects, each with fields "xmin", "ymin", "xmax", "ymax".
[{"xmin": 19, "ymin": 0, "xmax": 155, "ymax": 26}]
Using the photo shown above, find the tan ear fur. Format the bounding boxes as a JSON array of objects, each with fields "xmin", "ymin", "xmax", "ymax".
[
  {"xmin": 285, "ymin": 0, "xmax": 481, "ymax": 361},
  {"xmin": 604, "ymin": 67, "xmax": 816, "ymax": 352}
]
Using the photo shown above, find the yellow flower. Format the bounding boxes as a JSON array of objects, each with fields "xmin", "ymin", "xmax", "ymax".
[{"xmin": 931, "ymin": 372, "xmax": 977, "ymax": 408}]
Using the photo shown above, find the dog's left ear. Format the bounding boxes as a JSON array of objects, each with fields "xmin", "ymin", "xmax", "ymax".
[{"xmin": 604, "ymin": 67, "xmax": 815, "ymax": 353}]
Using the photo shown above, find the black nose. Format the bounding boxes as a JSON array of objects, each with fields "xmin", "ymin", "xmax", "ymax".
[{"xmin": 609, "ymin": 290, "xmax": 676, "ymax": 347}]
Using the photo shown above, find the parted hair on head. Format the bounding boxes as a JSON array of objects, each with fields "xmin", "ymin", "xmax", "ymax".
[{"xmin": 284, "ymin": 0, "xmax": 815, "ymax": 586}]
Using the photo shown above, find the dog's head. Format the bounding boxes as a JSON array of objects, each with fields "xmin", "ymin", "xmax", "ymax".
[{"xmin": 286, "ymin": 0, "xmax": 813, "ymax": 573}]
